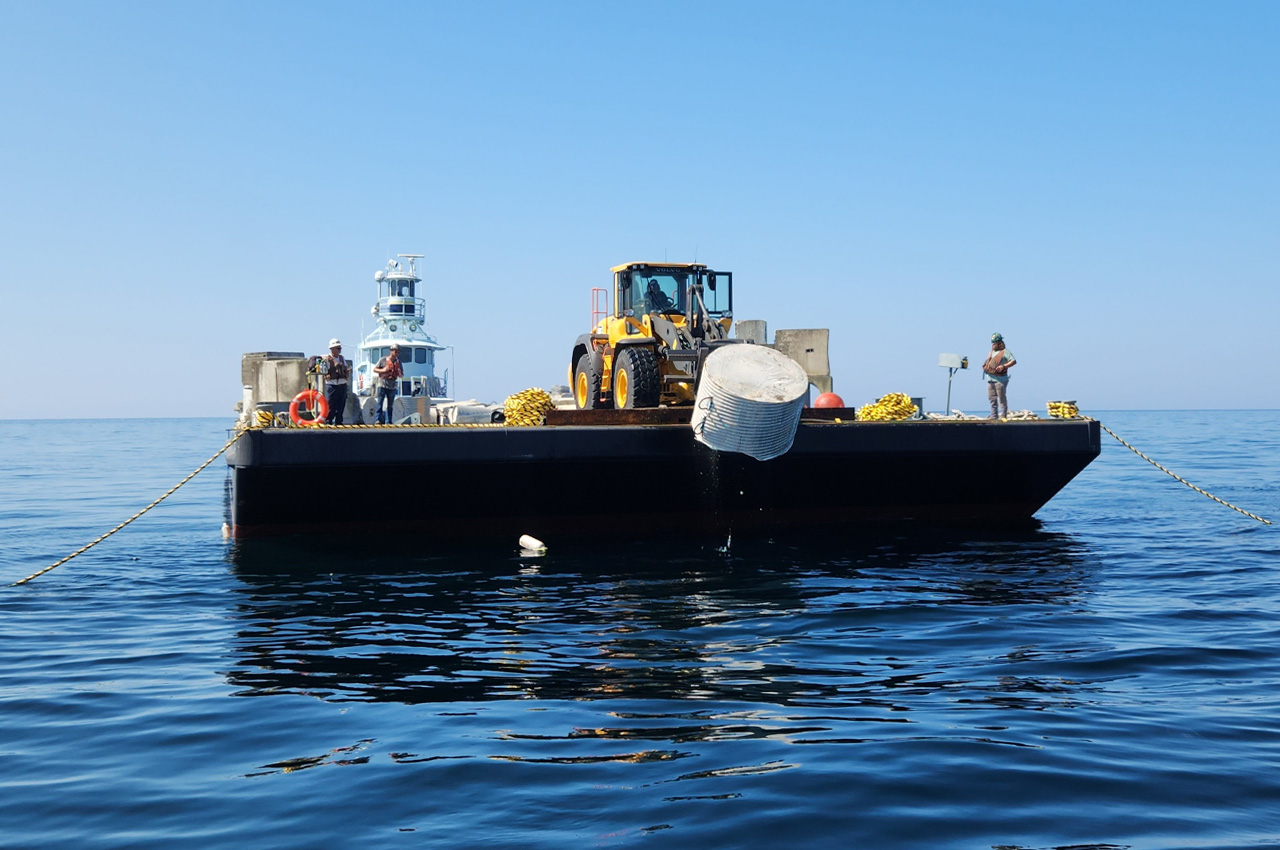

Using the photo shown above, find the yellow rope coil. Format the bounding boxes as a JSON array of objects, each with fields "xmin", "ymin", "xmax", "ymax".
[
  {"xmin": 502, "ymin": 388, "xmax": 555, "ymax": 427},
  {"xmin": 857, "ymin": 393, "xmax": 918, "ymax": 422}
]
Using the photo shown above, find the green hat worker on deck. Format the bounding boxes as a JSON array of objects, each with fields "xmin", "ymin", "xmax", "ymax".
[{"xmin": 983, "ymin": 332, "xmax": 1016, "ymax": 418}]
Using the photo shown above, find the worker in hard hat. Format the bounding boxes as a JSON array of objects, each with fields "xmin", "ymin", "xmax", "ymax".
[
  {"xmin": 982, "ymin": 333, "xmax": 1017, "ymax": 419},
  {"xmin": 322, "ymin": 338, "xmax": 351, "ymax": 425}
]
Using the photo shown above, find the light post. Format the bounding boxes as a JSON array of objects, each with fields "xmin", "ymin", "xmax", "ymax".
[
  {"xmin": 938, "ymin": 353, "xmax": 969, "ymax": 415},
  {"xmin": 447, "ymin": 345, "xmax": 455, "ymax": 399}
]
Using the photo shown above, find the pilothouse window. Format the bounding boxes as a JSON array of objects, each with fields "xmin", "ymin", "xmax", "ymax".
[{"xmin": 414, "ymin": 348, "xmax": 427, "ymax": 364}]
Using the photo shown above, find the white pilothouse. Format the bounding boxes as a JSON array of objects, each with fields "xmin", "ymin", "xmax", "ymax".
[
  {"xmin": 235, "ymin": 254, "xmax": 501, "ymax": 428},
  {"xmin": 353, "ymin": 254, "xmax": 451, "ymax": 420}
]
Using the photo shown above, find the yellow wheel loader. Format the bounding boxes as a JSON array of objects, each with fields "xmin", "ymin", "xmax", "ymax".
[{"xmin": 569, "ymin": 262, "xmax": 741, "ymax": 409}]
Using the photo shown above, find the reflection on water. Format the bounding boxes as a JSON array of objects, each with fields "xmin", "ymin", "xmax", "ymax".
[
  {"xmin": 7, "ymin": 416, "xmax": 1276, "ymax": 850},
  {"xmin": 249, "ymin": 739, "xmax": 375, "ymax": 776},
  {"xmin": 224, "ymin": 527, "xmax": 1100, "ymax": 713}
]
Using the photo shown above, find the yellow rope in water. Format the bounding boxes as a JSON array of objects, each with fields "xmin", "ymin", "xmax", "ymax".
[
  {"xmin": 8, "ymin": 417, "xmax": 505, "ymax": 586},
  {"xmin": 1085, "ymin": 417, "xmax": 1272, "ymax": 525},
  {"xmin": 9, "ymin": 427, "xmax": 253, "ymax": 587}
]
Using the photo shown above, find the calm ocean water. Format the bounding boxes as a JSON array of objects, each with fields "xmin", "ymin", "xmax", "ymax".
[{"xmin": 2, "ymin": 412, "xmax": 1278, "ymax": 850}]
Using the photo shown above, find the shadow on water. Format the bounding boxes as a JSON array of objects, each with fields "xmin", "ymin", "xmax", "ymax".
[{"xmin": 223, "ymin": 524, "xmax": 1100, "ymax": 707}]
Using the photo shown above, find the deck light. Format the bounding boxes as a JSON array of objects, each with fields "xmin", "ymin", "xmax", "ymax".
[{"xmin": 938, "ymin": 353, "xmax": 969, "ymax": 415}]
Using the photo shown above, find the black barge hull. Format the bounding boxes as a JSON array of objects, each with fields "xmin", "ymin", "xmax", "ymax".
[{"xmin": 225, "ymin": 417, "xmax": 1101, "ymax": 538}]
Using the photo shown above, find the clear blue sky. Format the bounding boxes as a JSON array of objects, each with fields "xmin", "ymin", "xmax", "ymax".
[{"xmin": 2, "ymin": 1, "xmax": 1276, "ymax": 418}]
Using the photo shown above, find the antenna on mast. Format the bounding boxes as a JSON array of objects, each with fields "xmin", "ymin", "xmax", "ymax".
[{"xmin": 398, "ymin": 253, "xmax": 425, "ymax": 277}]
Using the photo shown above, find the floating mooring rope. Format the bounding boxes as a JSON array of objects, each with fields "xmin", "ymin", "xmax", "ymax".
[
  {"xmin": 8, "ymin": 427, "xmax": 253, "ymax": 587},
  {"xmin": 8, "ymin": 418, "xmax": 506, "ymax": 587},
  {"xmin": 1085, "ymin": 417, "xmax": 1272, "ymax": 525}
]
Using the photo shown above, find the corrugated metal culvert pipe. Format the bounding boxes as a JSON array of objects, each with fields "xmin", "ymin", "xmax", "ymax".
[{"xmin": 691, "ymin": 345, "xmax": 810, "ymax": 461}]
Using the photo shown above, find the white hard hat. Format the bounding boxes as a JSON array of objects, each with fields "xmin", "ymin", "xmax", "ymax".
[{"xmin": 329, "ymin": 338, "xmax": 342, "ymax": 348}]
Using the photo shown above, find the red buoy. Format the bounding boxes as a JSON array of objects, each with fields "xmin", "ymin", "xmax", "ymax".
[{"xmin": 814, "ymin": 392, "xmax": 845, "ymax": 408}]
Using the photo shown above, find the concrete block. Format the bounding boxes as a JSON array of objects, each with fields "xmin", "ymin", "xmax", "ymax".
[
  {"xmin": 774, "ymin": 329, "xmax": 829, "ymax": 376},
  {"xmin": 735, "ymin": 319, "xmax": 768, "ymax": 344},
  {"xmin": 241, "ymin": 352, "xmax": 308, "ymax": 403}
]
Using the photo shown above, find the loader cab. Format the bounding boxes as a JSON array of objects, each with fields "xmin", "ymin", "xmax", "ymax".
[
  {"xmin": 615, "ymin": 267, "xmax": 669, "ymax": 318},
  {"xmin": 612, "ymin": 263, "xmax": 733, "ymax": 321}
]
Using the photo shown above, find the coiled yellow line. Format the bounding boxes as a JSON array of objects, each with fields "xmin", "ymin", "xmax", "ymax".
[
  {"xmin": 1085, "ymin": 416, "xmax": 1271, "ymax": 525},
  {"xmin": 502, "ymin": 388, "xmax": 555, "ymax": 427},
  {"xmin": 857, "ymin": 392, "xmax": 918, "ymax": 421}
]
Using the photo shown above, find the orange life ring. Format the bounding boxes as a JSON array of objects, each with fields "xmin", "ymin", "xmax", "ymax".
[{"xmin": 289, "ymin": 389, "xmax": 329, "ymax": 426}]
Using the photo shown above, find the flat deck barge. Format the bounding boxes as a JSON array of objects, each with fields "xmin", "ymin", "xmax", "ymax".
[{"xmin": 224, "ymin": 410, "xmax": 1101, "ymax": 539}]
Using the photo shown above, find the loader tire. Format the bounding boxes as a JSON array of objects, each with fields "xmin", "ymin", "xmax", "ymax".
[
  {"xmin": 615, "ymin": 347, "xmax": 660, "ymax": 409},
  {"xmin": 574, "ymin": 352, "xmax": 603, "ymax": 410}
]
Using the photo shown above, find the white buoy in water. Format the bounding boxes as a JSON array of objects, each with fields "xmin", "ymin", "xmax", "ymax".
[
  {"xmin": 691, "ymin": 345, "xmax": 809, "ymax": 461},
  {"xmin": 518, "ymin": 534, "xmax": 546, "ymax": 553}
]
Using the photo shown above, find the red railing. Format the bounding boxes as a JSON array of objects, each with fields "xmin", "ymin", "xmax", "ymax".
[{"xmin": 590, "ymin": 287, "xmax": 609, "ymax": 329}]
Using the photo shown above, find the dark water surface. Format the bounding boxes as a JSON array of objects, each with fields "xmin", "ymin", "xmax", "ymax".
[{"xmin": 2, "ymin": 413, "xmax": 1278, "ymax": 849}]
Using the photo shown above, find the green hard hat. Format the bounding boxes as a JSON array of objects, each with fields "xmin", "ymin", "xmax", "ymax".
[{"xmin": 991, "ymin": 333, "xmax": 1003, "ymax": 343}]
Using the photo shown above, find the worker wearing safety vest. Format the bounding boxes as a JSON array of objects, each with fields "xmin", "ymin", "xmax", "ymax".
[
  {"xmin": 322, "ymin": 338, "xmax": 351, "ymax": 425},
  {"xmin": 373, "ymin": 343, "xmax": 404, "ymax": 425},
  {"xmin": 983, "ymin": 332, "xmax": 1017, "ymax": 419}
]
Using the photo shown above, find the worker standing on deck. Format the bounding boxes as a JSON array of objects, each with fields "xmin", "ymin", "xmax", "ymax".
[
  {"xmin": 322, "ymin": 339, "xmax": 350, "ymax": 425},
  {"xmin": 983, "ymin": 333, "xmax": 1017, "ymax": 419},
  {"xmin": 373, "ymin": 343, "xmax": 403, "ymax": 425}
]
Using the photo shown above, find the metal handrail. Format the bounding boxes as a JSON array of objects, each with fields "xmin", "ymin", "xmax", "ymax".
[{"xmin": 374, "ymin": 297, "xmax": 426, "ymax": 319}]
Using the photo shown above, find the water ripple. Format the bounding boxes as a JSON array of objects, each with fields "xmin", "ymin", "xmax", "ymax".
[{"xmin": 2, "ymin": 415, "xmax": 1280, "ymax": 848}]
